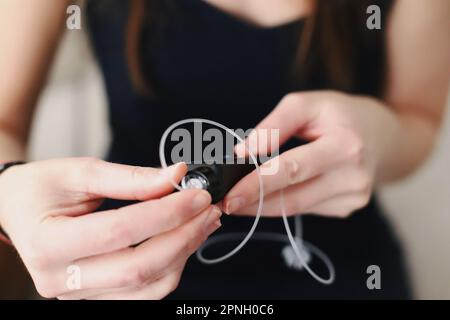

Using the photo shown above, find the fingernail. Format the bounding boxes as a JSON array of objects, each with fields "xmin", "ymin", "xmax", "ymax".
[
  {"xmin": 224, "ymin": 197, "xmax": 245, "ymax": 214},
  {"xmin": 205, "ymin": 219, "xmax": 222, "ymax": 237},
  {"xmin": 159, "ymin": 162, "xmax": 185, "ymax": 176},
  {"xmin": 192, "ymin": 191, "xmax": 212, "ymax": 212},
  {"xmin": 157, "ymin": 163, "xmax": 186, "ymax": 186},
  {"xmin": 204, "ymin": 206, "xmax": 222, "ymax": 236}
]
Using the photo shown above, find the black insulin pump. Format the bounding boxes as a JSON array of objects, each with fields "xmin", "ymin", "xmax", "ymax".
[{"xmin": 180, "ymin": 157, "xmax": 255, "ymax": 203}]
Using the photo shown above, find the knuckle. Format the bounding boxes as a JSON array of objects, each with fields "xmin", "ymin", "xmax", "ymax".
[
  {"xmin": 283, "ymin": 92, "xmax": 301, "ymax": 105},
  {"xmin": 348, "ymin": 172, "xmax": 372, "ymax": 194},
  {"xmin": 75, "ymin": 158, "xmax": 104, "ymax": 193},
  {"xmin": 181, "ymin": 234, "xmax": 195, "ymax": 256},
  {"xmin": 28, "ymin": 251, "xmax": 52, "ymax": 271},
  {"xmin": 284, "ymin": 159, "xmax": 301, "ymax": 185},
  {"xmin": 25, "ymin": 236, "xmax": 53, "ymax": 270},
  {"xmin": 319, "ymin": 92, "xmax": 344, "ymax": 111},
  {"xmin": 296, "ymin": 196, "xmax": 318, "ymax": 214},
  {"xmin": 166, "ymin": 273, "xmax": 182, "ymax": 294},
  {"xmin": 170, "ymin": 211, "xmax": 185, "ymax": 231},
  {"xmin": 155, "ymin": 272, "xmax": 183, "ymax": 299},
  {"xmin": 121, "ymin": 264, "xmax": 149, "ymax": 287},
  {"xmin": 159, "ymin": 198, "xmax": 185, "ymax": 228},
  {"xmin": 345, "ymin": 134, "xmax": 365, "ymax": 164},
  {"xmin": 355, "ymin": 193, "xmax": 371, "ymax": 209},
  {"xmin": 291, "ymin": 202, "xmax": 303, "ymax": 215},
  {"xmin": 360, "ymin": 174, "xmax": 373, "ymax": 194},
  {"xmin": 130, "ymin": 166, "xmax": 150, "ymax": 200},
  {"xmin": 334, "ymin": 209, "xmax": 353, "ymax": 219},
  {"xmin": 280, "ymin": 93, "xmax": 303, "ymax": 113},
  {"xmin": 35, "ymin": 286, "xmax": 54, "ymax": 299},
  {"xmin": 284, "ymin": 198, "xmax": 303, "ymax": 215},
  {"xmin": 179, "ymin": 228, "xmax": 198, "ymax": 256},
  {"xmin": 317, "ymin": 95, "xmax": 339, "ymax": 114},
  {"xmin": 81, "ymin": 157, "xmax": 103, "ymax": 174},
  {"xmin": 103, "ymin": 217, "xmax": 134, "ymax": 249},
  {"xmin": 34, "ymin": 276, "xmax": 58, "ymax": 299},
  {"xmin": 130, "ymin": 165, "xmax": 146, "ymax": 180},
  {"xmin": 170, "ymin": 196, "xmax": 190, "ymax": 220}
]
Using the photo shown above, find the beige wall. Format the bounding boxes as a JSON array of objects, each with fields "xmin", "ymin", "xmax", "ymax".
[
  {"xmin": 29, "ymin": 30, "xmax": 450, "ymax": 299},
  {"xmin": 28, "ymin": 30, "xmax": 109, "ymax": 160},
  {"xmin": 379, "ymin": 104, "xmax": 450, "ymax": 299}
]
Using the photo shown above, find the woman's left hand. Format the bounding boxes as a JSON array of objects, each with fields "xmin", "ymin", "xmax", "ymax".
[{"xmin": 224, "ymin": 91, "xmax": 400, "ymax": 218}]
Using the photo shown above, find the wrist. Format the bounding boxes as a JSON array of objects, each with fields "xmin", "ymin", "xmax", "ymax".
[
  {"xmin": 0, "ymin": 161, "xmax": 26, "ymax": 246},
  {"xmin": 374, "ymin": 107, "xmax": 403, "ymax": 178}
]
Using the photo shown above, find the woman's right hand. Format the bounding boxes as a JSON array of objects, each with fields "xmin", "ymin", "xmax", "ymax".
[{"xmin": 0, "ymin": 158, "xmax": 221, "ymax": 300}]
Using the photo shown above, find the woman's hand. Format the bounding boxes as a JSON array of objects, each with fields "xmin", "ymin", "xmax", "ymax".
[
  {"xmin": 0, "ymin": 158, "xmax": 221, "ymax": 300},
  {"xmin": 224, "ymin": 91, "xmax": 400, "ymax": 218}
]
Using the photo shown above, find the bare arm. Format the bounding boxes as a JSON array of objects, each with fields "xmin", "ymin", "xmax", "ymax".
[
  {"xmin": 0, "ymin": 4, "xmax": 220, "ymax": 301},
  {"xmin": 381, "ymin": 0, "xmax": 450, "ymax": 181},
  {"xmin": 0, "ymin": 0, "xmax": 68, "ymax": 161},
  {"xmin": 225, "ymin": 0, "xmax": 450, "ymax": 217}
]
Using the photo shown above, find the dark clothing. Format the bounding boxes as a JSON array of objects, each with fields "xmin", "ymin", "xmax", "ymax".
[{"xmin": 87, "ymin": 0, "xmax": 411, "ymax": 299}]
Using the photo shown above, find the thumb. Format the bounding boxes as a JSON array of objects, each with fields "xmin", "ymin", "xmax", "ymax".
[
  {"xmin": 235, "ymin": 93, "xmax": 316, "ymax": 157},
  {"xmin": 65, "ymin": 158, "xmax": 187, "ymax": 201}
]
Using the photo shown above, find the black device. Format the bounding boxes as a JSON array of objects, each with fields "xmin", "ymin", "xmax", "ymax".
[{"xmin": 181, "ymin": 158, "xmax": 256, "ymax": 203}]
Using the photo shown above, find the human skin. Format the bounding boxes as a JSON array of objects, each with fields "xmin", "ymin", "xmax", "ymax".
[
  {"xmin": 0, "ymin": 160, "xmax": 222, "ymax": 299},
  {"xmin": 0, "ymin": 0, "xmax": 449, "ymax": 299},
  {"xmin": 222, "ymin": 0, "xmax": 450, "ymax": 218}
]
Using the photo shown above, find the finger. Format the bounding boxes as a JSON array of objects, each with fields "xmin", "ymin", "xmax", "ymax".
[
  {"xmin": 58, "ymin": 287, "xmax": 126, "ymax": 300},
  {"xmin": 58, "ymin": 258, "xmax": 187, "ymax": 300},
  {"xmin": 52, "ymin": 198, "xmax": 105, "ymax": 218},
  {"xmin": 89, "ymin": 268, "xmax": 184, "ymax": 300},
  {"xmin": 233, "ymin": 172, "xmax": 348, "ymax": 217},
  {"xmin": 66, "ymin": 159, "xmax": 187, "ymax": 201},
  {"xmin": 235, "ymin": 93, "xmax": 318, "ymax": 156},
  {"xmin": 42, "ymin": 189, "xmax": 212, "ymax": 261},
  {"xmin": 44, "ymin": 205, "xmax": 220, "ymax": 297},
  {"xmin": 68, "ymin": 206, "xmax": 222, "ymax": 291},
  {"xmin": 224, "ymin": 136, "xmax": 345, "ymax": 214},
  {"xmin": 308, "ymin": 194, "xmax": 370, "ymax": 218}
]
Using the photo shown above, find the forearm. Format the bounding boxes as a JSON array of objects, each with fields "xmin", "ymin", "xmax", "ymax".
[
  {"xmin": 377, "ymin": 0, "xmax": 450, "ymax": 184},
  {"xmin": 376, "ymin": 107, "xmax": 440, "ymax": 184},
  {"xmin": 0, "ymin": 129, "xmax": 25, "ymax": 244},
  {"xmin": 0, "ymin": 128, "xmax": 26, "ymax": 162},
  {"xmin": 0, "ymin": 0, "xmax": 67, "ymax": 164}
]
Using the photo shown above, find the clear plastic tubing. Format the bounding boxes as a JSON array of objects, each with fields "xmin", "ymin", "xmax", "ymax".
[{"xmin": 159, "ymin": 118, "xmax": 335, "ymax": 285}]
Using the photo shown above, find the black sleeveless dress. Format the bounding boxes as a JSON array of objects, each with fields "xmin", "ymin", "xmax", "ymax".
[{"xmin": 87, "ymin": 0, "xmax": 411, "ymax": 299}]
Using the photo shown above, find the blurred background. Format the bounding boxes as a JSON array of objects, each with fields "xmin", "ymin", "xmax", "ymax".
[{"xmin": 1, "ymin": 27, "xmax": 449, "ymax": 299}]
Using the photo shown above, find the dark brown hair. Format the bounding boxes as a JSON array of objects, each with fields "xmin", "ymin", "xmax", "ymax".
[{"xmin": 125, "ymin": 0, "xmax": 388, "ymax": 95}]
